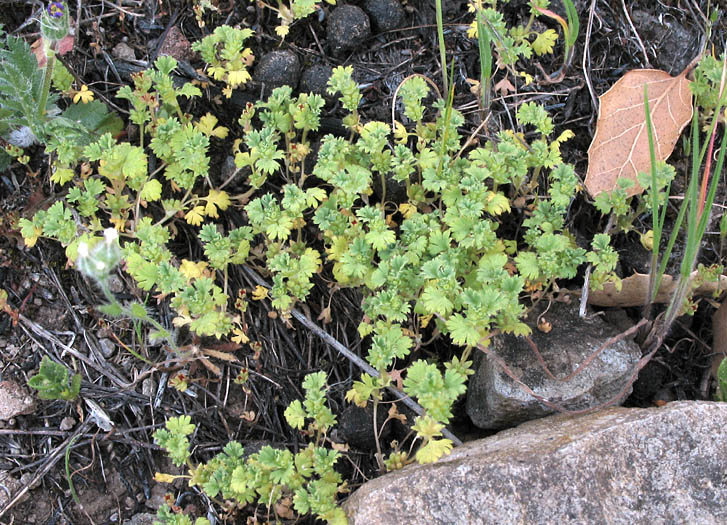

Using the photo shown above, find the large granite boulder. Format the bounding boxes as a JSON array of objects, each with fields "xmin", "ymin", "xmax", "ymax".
[
  {"xmin": 467, "ymin": 301, "xmax": 641, "ymax": 429},
  {"xmin": 345, "ymin": 401, "xmax": 727, "ymax": 524}
]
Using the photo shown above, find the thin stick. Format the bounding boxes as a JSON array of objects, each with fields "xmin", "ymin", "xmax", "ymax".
[
  {"xmin": 582, "ymin": 0, "xmax": 598, "ymax": 112},
  {"xmin": 621, "ymin": 0, "xmax": 650, "ymax": 67}
]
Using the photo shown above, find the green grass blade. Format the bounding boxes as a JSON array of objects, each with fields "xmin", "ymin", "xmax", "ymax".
[
  {"xmin": 476, "ymin": 9, "xmax": 492, "ymax": 116},
  {"xmin": 563, "ymin": 0, "xmax": 580, "ymax": 47},
  {"xmin": 435, "ymin": 0, "xmax": 448, "ymax": 95}
]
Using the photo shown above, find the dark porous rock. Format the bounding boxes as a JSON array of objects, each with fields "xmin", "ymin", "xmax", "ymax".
[
  {"xmin": 254, "ymin": 50, "xmax": 301, "ymax": 94},
  {"xmin": 337, "ymin": 403, "xmax": 389, "ymax": 451},
  {"xmin": 631, "ymin": 10, "xmax": 701, "ymax": 75},
  {"xmin": 466, "ymin": 300, "xmax": 641, "ymax": 430},
  {"xmin": 345, "ymin": 402, "xmax": 727, "ymax": 524},
  {"xmin": 362, "ymin": 0, "xmax": 405, "ymax": 33},
  {"xmin": 299, "ymin": 64, "xmax": 334, "ymax": 96},
  {"xmin": 327, "ymin": 5, "xmax": 371, "ymax": 56}
]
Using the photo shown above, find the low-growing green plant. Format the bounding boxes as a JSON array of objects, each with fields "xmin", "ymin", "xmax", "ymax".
[
  {"xmin": 154, "ymin": 372, "xmax": 347, "ymax": 524},
  {"xmin": 19, "ymin": 54, "xmax": 250, "ymax": 340},
  {"xmin": 191, "ymin": 25, "xmax": 254, "ymax": 98},
  {"xmin": 0, "ymin": 3, "xmax": 122, "ymax": 170},
  {"xmin": 717, "ymin": 358, "xmax": 727, "ymax": 402},
  {"xmin": 19, "ymin": 50, "xmax": 597, "ymax": 464},
  {"xmin": 251, "ymin": 0, "xmax": 336, "ymax": 39},
  {"xmin": 467, "ymin": 0, "xmax": 576, "ymax": 87},
  {"xmin": 28, "ymin": 355, "xmax": 81, "ymax": 401},
  {"xmin": 533, "ymin": 0, "xmax": 579, "ymax": 79}
]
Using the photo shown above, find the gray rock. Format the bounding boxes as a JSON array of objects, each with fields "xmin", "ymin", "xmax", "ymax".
[
  {"xmin": 0, "ymin": 380, "xmax": 35, "ymax": 420},
  {"xmin": 112, "ymin": 41, "xmax": 136, "ymax": 61},
  {"xmin": 327, "ymin": 5, "xmax": 371, "ymax": 56},
  {"xmin": 345, "ymin": 401, "xmax": 727, "ymax": 524},
  {"xmin": 362, "ymin": 0, "xmax": 405, "ymax": 33},
  {"xmin": 300, "ymin": 64, "xmax": 333, "ymax": 96},
  {"xmin": 466, "ymin": 301, "xmax": 640, "ymax": 429},
  {"xmin": 107, "ymin": 274, "xmax": 125, "ymax": 294},
  {"xmin": 254, "ymin": 50, "xmax": 301, "ymax": 93},
  {"xmin": 123, "ymin": 513, "xmax": 157, "ymax": 525}
]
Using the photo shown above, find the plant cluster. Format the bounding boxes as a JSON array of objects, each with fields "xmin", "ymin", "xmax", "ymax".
[
  {"xmin": 0, "ymin": 3, "xmax": 122, "ymax": 171},
  {"xmin": 154, "ymin": 372, "xmax": 346, "ymax": 524},
  {"xmin": 17, "ymin": 24, "xmax": 610, "ymax": 466},
  {"xmin": 11, "ymin": 1, "xmax": 727, "ymax": 522},
  {"xmin": 27, "ymin": 355, "xmax": 81, "ymax": 401},
  {"xmin": 466, "ymin": 0, "xmax": 579, "ymax": 87},
  {"xmin": 251, "ymin": 0, "xmax": 336, "ymax": 39}
]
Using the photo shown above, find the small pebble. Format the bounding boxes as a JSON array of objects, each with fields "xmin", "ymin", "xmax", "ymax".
[
  {"xmin": 142, "ymin": 378, "xmax": 156, "ymax": 398},
  {"xmin": 157, "ymin": 26, "xmax": 193, "ymax": 62},
  {"xmin": 59, "ymin": 416, "xmax": 75, "ymax": 431},
  {"xmin": 327, "ymin": 5, "xmax": 371, "ymax": 56},
  {"xmin": 98, "ymin": 338, "xmax": 116, "ymax": 359},
  {"xmin": 112, "ymin": 42, "xmax": 136, "ymax": 61},
  {"xmin": 20, "ymin": 472, "xmax": 41, "ymax": 490}
]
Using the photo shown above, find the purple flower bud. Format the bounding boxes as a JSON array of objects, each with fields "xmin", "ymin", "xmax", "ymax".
[{"xmin": 47, "ymin": 2, "xmax": 64, "ymax": 18}]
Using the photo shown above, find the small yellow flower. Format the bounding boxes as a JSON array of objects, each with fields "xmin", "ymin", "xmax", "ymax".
[{"xmin": 73, "ymin": 85, "xmax": 94, "ymax": 104}]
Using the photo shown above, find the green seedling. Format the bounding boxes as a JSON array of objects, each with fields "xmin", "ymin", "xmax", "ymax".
[{"xmin": 28, "ymin": 355, "xmax": 81, "ymax": 401}]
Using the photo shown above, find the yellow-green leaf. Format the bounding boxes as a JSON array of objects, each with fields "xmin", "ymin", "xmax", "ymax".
[
  {"xmin": 532, "ymin": 29, "xmax": 558, "ymax": 56},
  {"xmin": 140, "ymin": 179, "xmax": 162, "ymax": 201},
  {"xmin": 415, "ymin": 438, "xmax": 453, "ymax": 464},
  {"xmin": 185, "ymin": 206, "xmax": 205, "ymax": 226},
  {"xmin": 204, "ymin": 189, "xmax": 231, "ymax": 218},
  {"xmin": 196, "ymin": 113, "xmax": 229, "ymax": 139},
  {"xmin": 51, "ymin": 167, "xmax": 75, "ymax": 185}
]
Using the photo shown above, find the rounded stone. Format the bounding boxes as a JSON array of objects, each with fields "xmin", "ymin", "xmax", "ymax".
[
  {"xmin": 299, "ymin": 64, "xmax": 333, "ymax": 96},
  {"xmin": 254, "ymin": 50, "xmax": 301, "ymax": 93},
  {"xmin": 362, "ymin": 0, "xmax": 404, "ymax": 33},
  {"xmin": 327, "ymin": 5, "xmax": 371, "ymax": 56},
  {"xmin": 337, "ymin": 404, "xmax": 389, "ymax": 451}
]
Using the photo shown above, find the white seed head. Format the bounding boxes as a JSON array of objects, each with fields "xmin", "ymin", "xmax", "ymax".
[
  {"xmin": 77, "ymin": 242, "xmax": 89, "ymax": 258},
  {"xmin": 103, "ymin": 228, "xmax": 118, "ymax": 244},
  {"xmin": 95, "ymin": 261, "xmax": 106, "ymax": 271}
]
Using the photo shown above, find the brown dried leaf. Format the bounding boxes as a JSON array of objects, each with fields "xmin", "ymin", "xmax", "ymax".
[
  {"xmin": 585, "ymin": 69, "xmax": 693, "ymax": 197},
  {"xmin": 588, "ymin": 271, "xmax": 727, "ymax": 307}
]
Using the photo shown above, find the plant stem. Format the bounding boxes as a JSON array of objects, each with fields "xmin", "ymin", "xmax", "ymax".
[{"xmin": 37, "ymin": 42, "xmax": 57, "ymax": 119}]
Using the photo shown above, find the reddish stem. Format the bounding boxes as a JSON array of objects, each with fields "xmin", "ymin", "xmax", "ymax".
[{"xmin": 697, "ymin": 126, "xmax": 718, "ymax": 221}]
